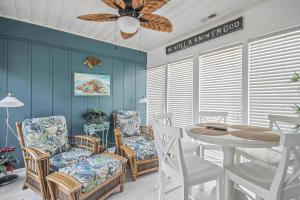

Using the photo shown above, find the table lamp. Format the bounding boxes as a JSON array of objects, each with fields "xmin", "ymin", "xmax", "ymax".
[
  {"xmin": 138, "ymin": 96, "xmax": 148, "ymax": 104},
  {"xmin": 0, "ymin": 93, "xmax": 24, "ymax": 186},
  {"xmin": 138, "ymin": 96, "xmax": 148, "ymax": 126},
  {"xmin": 0, "ymin": 93, "xmax": 24, "ymax": 146}
]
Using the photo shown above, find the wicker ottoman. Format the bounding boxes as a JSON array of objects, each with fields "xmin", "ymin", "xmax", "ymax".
[{"xmin": 46, "ymin": 153, "xmax": 127, "ymax": 200}]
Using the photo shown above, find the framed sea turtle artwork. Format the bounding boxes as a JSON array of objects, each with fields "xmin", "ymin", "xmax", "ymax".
[{"xmin": 74, "ymin": 73, "xmax": 110, "ymax": 96}]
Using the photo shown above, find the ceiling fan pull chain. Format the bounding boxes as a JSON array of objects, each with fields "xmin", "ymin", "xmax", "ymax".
[
  {"xmin": 114, "ymin": 21, "xmax": 117, "ymax": 50},
  {"xmin": 139, "ymin": 26, "xmax": 142, "ymax": 53}
]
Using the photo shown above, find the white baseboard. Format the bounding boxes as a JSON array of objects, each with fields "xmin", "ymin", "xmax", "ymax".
[{"xmin": 13, "ymin": 167, "xmax": 25, "ymax": 175}]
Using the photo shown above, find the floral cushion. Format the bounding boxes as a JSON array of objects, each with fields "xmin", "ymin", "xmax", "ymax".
[
  {"xmin": 50, "ymin": 148, "xmax": 93, "ymax": 172},
  {"xmin": 59, "ymin": 154, "xmax": 122, "ymax": 193},
  {"xmin": 116, "ymin": 110, "xmax": 141, "ymax": 137},
  {"xmin": 123, "ymin": 136, "xmax": 157, "ymax": 160},
  {"xmin": 22, "ymin": 116, "xmax": 68, "ymax": 156}
]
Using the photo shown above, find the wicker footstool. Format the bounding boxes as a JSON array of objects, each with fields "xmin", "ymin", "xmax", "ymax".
[{"xmin": 46, "ymin": 153, "xmax": 127, "ymax": 200}]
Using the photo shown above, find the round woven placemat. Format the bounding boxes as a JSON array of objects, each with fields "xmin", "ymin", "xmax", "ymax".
[
  {"xmin": 229, "ymin": 130, "xmax": 280, "ymax": 142},
  {"xmin": 229, "ymin": 125, "xmax": 272, "ymax": 132},
  {"xmin": 197, "ymin": 122, "xmax": 228, "ymax": 128},
  {"xmin": 190, "ymin": 127, "xmax": 228, "ymax": 136}
]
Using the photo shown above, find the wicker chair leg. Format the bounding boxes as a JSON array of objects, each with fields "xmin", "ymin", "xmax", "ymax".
[
  {"xmin": 120, "ymin": 178, "xmax": 125, "ymax": 192},
  {"xmin": 132, "ymin": 174, "xmax": 137, "ymax": 181},
  {"xmin": 129, "ymin": 156, "xmax": 137, "ymax": 181},
  {"xmin": 22, "ymin": 184, "xmax": 28, "ymax": 190},
  {"xmin": 120, "ymin": 164, "xmax": 126, "ymax": 192}
]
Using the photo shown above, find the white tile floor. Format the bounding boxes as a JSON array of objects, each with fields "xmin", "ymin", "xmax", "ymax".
[
  {"xmin": 0, "ymin": 151, "xmax": 253, "ymax": 200},
  {"xmin": 0, "ymin": 169, "xmax": 215, "ymax": 200}
]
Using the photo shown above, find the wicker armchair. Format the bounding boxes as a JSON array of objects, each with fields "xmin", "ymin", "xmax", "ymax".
[
  {"xmin": 113, "ymin": 111, "xmax": 158, "ymax": 181},
  {"xmin": 16, "ymin": 116, "xmax": 126, "ymax": 200}
]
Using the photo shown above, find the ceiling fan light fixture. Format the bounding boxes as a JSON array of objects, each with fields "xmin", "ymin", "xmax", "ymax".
[{"xmin": 117, "ymin": 16, "xmax": 140, "ymax": 33}]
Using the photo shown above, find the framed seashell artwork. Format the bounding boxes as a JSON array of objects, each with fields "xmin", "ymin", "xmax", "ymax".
[{"xmin": 74, "ymin": 73, "xmax": 110, "ymax": 96}]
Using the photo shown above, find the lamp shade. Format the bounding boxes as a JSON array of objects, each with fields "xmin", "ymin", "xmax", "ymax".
[
  {"xmin": 117, "ymin": 16, "xmax": 139, "ymax": 34},
  {"xmin": 0, "ymin": 93, "xmax": 24, "ymax": 108},
  {"xmin": 139, "ymin": 96, "xmax": 148, "ymax": 104}
]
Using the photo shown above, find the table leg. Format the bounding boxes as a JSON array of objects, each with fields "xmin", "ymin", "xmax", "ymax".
[
  {"xmin": 223, "ymin": 146, "xmax": 235, "ymax": 200},
  {"xmin": 105, "ymin": 129, "xmax": 109, "ymax": 150},
  {"xmin": 101, "ymin": 132, "xmax": 104, "ymax": 146}
]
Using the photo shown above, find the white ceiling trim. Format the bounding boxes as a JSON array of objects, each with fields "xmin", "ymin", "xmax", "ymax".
[
  {"xmin": 0, "ymin": 14, "xmax": 146, "ymax": 52},
  {"xmin": 0, "ymin": 0, "xmax": 269, "ymax": 52}
]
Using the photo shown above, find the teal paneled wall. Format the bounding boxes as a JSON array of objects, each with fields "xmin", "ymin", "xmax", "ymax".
[{"xmin": 0, "ymin": 17, "xmax": 147, "ymax": 167}]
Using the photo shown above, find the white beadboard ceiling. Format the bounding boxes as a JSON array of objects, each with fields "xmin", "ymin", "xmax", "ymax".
[{"xmin": 0, "ymin": 0, "xmax": 265, "ymax": 51}]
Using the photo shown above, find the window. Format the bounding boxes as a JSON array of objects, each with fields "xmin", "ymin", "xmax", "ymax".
[
  {"xmin": 146, "ymin": 65, "xmax": 166, "ymax": 124},
  {"xmin": 167, "ymin": 57, "xmax": 194, "ymax": 128},
  {"xmin": 249, "ymin": 29, "xmax": 300, "ymax": 131},
  {"xmin": 199, "ymin": 44, "xmax": 243, "ymax": 124}
]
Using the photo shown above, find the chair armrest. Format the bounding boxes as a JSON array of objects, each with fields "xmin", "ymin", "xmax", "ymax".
[
  {"xmin": 22, "ymin": 147, "xmax": 50, "ymax": 161},
  {"xmin": 141, "ymin": 125, "xmax": 154, "ymax": 139},
  {"xmin": 120, "ymin": 145, "xmax": 138, "ymax": 181},
  {"xmin": 69, "ymin": 135, "xmax": 99, "ymax": 154},
  {"xmin": 120, "ymin": 145, "xmax": 136, "ymax": 159},
  {"xmin": 114, "ymin": 128, "xmax": 123, "ymax": 155},
  {"xmin": 46, "ymin": 172, "xmax": 82, "ymax": 199},
  {"xmin": 104, "ymin": 152, "xmax": 128, "ymax": 164},
  {"xmin": 22, "ymin": 147, "xmax": 51, "ymax": 192}
]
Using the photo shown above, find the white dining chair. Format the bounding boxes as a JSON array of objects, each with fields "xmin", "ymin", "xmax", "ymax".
[
  {"xmin": 199, "ymin": 111, "xmax": 228, "ymax": 159},
  {"xmin": 153, "ymin": 112, "xmax": 173, "ymax": 126},
  {"xmin": 152, "ymin": 123, "xmax": 224, "ymax": 200},
  {"xmin": 153, "ymin": 112, "xmax": 200, "ymax": 156},
  {"xmin": 225, "ymin": 133, "xmax": 300, "ymax": 200},
  {"xmin": 199, "ymin": 111, "xmax": 228, "ymax": 124},
  {"xmin": 236, "ymin": 115, "xmax": 299, "ymax": 166}
]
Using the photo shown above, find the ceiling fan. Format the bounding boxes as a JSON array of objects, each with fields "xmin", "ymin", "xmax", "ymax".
[{"xmin": 77, "ymin": 0, "xmax": 173, "ymax": 40}]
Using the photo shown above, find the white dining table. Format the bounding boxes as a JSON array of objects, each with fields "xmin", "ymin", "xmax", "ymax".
[{"xmin": 185, "ymin": 125, "xmax": 280, "ymax": 200}]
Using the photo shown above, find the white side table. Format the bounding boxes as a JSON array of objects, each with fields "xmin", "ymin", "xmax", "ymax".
[{"xmin": 84, "ymin": 122, "xmax": 110, "ymax": 150}]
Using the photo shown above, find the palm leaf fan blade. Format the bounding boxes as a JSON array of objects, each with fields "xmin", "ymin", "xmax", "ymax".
[
  {"xmin": 132, "ymin": 0, "xmax": 145, "ymax": 10},
  {"xmin": 102, "ymin": 0, "xmax": 126, "ymax": 10},
  {"xmin": 140, "ymin": 0, "xmax": 169, "ymax": 14},
  {"xmin": 140, "ymin": 14, "xmax": 173, "ymax": 32},
  {"xmin": 77, "ymin": 14, "xmax": 118, "ymax": 22}
]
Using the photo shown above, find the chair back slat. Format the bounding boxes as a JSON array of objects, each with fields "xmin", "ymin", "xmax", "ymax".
[
  {"xmin": 153, "ymin": 113, "xmax": 173, "ymax": 126},
  {"xmin": 113, "ymin": 113, "xmax": 117, "ymax": 129},
  {"xmin": 199, "ymin": 111, "xmax": 228, "ymax": 124},
  {"xmin": 269, "ymin": 115, "xmax": 300, "ymax": 134},
  {"xmin": 152, "ymin": 123, "xmax": 185, "ymax": 176},
  {"xmin": 269, "ymin": 115, "xmax": 300, "ymax": 126},
  {"xmin": 271, "ymin": 134, "xmax": 300, "ymax": 198},
  {"xmin": 16, "ymin": 122, "xmax": 25, "ymax": 148}
]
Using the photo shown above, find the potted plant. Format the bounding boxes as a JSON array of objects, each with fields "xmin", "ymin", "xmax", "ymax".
[
  {"xmin": 82, "ymin": 108, "xmax": 107, "ymax": 124},
  {"xmin": 290, "ymin": 72, "xmax": 300, "ymax": 131},
  {"xmin": 0, "ymin": 146, "xmax": 18, "ymax": 186}
]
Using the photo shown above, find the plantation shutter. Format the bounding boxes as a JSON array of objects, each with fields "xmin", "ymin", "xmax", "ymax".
[
  {"xmin": 199, "ymin": 44, "xmax": 243, "ymax": 124},
  {"xmin": 249, "ymin": 29, "xmax": 300, "ymax": 131},
  {"xmin": 167, "ymin": 57, "xmax": 193, "ymax": 128},
  {"xmin": 147, "ymin": 65, "xmax": 166, "ymax": 124}
]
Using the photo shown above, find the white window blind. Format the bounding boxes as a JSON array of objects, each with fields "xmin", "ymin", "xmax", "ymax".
[
  {"xmin": 199, "ymin": 45, "xmax": 243, "ymax": 124},
  {"xmin": 147, "ymin": 65, "xmax": 166, "ymax": 125},
  {"xmin": 167, "ymin": 57, "xmax": 193, "ymax": 128},
  {"xmin": 249, "ymin": 29, "xmax": 300, "ymax": 131}
]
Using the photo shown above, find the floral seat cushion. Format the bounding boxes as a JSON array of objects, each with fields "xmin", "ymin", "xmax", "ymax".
[
  {"xmin": 116, "ymin": 110, "xmax": 141, "ymax": 137},
  {"xmin": 50, "ymin": 148, "xmax": 93, "ymax": 172},
  {"xmin": 123, "ymin": 136, "xmax": 157, "ymax": 160},
  {"xmin": 59, "ymin": 154, "xmax": 122, "ymax": 193},
  {"xmin": 22, "ymin": 116, "xmax": 69, "ymax": 156}
]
